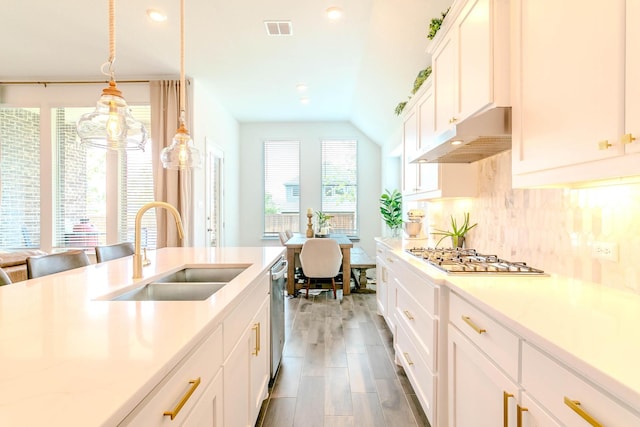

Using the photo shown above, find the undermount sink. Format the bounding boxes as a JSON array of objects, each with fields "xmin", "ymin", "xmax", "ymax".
[{"xmin": 103, "ymin": 267, "xmax": 248, "ymax": 301}]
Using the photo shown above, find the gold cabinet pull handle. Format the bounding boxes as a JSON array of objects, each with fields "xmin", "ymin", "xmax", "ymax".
[
  {"xmin": 163, "ymin": 377, "xmax": 201, "ymax": 420},
  {"xmin": 563, "ymin": 396, "xmax": 603, "ymax": 427},
  {"xmin": 598, "ymin": 140, "xmax": 612, "ymax": 150},
  {"xmin": 622, "ymin": 133, "xmax": 637, "ymax": 144},
  {"xmin": 449, "ymin": 117, "xmax": 458, "ymax": 124},
  {"xmin": 252, "ymin": 323, "xmax": 260, "ymax": 356},
  {"xmin": 403, "ymin": 352, "xmax": 414, "ymax": 366},
  {"xmin": 386, "ymin": 257, "xmax": 394, "ymax": 263},
  {"xmin": 517, "ymin": 405, "xmax": 528, "ymax": 427},
  {"xmin": 403, "ymin": 310, "xmax": 415, "ymax": 320},
  {"xmin": 503, "ymin": 392, "xmax": 513, "ymax": 427},
  {"xmin": 462, "ymin": 315, "xmax": 487, "ymax": 334}
]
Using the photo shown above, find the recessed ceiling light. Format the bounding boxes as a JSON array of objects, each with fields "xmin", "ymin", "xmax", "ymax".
[
  {"xmin": 147, "ymin": 8, "xmax": 167, "ymax": 22},
  {"xmin": 296, "ymin": 83, "xmax": 308, "ymax": 92},
  {"xmin": 451, "ymin": 140, "xmax": 463, "ymax": 146},
  {"xmin": 326, "ymin": 6, "xmax": 343, "ymax": 20},
  {"xmin": 300, "ymin": 97, "xmax": 310, "ymax": 105}
]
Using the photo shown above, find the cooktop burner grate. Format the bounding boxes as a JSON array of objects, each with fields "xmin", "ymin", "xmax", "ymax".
[{"xmin": 405, "ymin": 247, "xmax": 545, "ymax": 274}]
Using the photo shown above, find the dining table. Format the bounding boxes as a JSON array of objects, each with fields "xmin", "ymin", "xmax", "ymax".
[{"xmin": 284, "ymin": 233, "xmax": 353, "ymax": 296}]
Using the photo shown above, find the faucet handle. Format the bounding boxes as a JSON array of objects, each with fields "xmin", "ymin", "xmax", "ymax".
[{"xmin": 142, "ymin": 248, "xmax": 151, "ymax": 266}]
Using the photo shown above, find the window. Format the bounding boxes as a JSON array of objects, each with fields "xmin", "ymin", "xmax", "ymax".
[
  {"xmin": 0, "ymin": 108, "xmax": 41, "ymax": 249},
  {"xmin": 264, "ymin": 140, "xmax": 300, "ymax": 236},
  {"xmin": 321, "ymin": 139, "xmax": 357, "ymax": 236},
  {"xmin": 52, "ymin": 106, "xmax": 156, "ymax": 250}
]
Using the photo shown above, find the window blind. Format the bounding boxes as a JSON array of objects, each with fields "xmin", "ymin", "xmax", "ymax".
[
  {"xmin": 321, "ymin": 139, "xmax": 358, "ymax": 236},
  {"xmin": 264, "ymin": 140, "xmax": 300, "ymax": 236}
]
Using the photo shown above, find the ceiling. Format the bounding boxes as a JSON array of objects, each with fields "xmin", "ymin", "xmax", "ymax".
[{"xmin": 1, "ymin": 0, "xmax": 451, "ymax": 145}]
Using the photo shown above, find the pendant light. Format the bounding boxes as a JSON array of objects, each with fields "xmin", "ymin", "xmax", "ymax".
[
  {"xmin": 76, "ymin": 0, "xmax": 148, "ymax": 151},
  {"xmin": 160, "ymin": 0, "xmax": 201, "ymax": 170}
]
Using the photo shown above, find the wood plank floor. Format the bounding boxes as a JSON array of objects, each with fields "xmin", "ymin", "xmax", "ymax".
[{"xmin": 256, "ymin": 290, "xmax": 431, "ymax": 427}]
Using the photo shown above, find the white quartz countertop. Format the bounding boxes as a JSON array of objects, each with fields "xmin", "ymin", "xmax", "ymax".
[
  {"xmin": 0, "ymin": 246, "xmax": 285, "ymax": 426},
  {"xmin": 376, "ymin": 238, "xmax": 640, "ymax": 412}
]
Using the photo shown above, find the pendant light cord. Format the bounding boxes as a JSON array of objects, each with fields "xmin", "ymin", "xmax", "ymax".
[
  {"xmin": 101, "ymin": 0, "xmax": 117, "ymax": 79},
  {"xmin": 179, "ymin": 0, "xmax": 186, "ymax": 122}
]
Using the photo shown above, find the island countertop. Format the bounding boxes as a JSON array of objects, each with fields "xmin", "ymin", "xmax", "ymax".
[{"xmin": 0, "ymin": 246, "xmax": 285, "ymax": 426}]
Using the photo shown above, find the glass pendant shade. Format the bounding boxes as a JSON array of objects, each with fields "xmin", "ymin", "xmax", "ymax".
[
  {"xmin": 160, "ymin": 123, "xmax": 201, "ymax": 170},
  {"xmin": 77, "ymin": 81, "xmax": 148, "ymax": 151}
]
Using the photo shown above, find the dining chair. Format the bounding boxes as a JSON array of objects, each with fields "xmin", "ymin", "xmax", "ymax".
[
  {"xmin": 0, "ymin": 268, "xmax": 12, "ymax": 286},
  {"xmin": 299, "ymin": 238, "xmax": 343, "ymax": 299},
  {"xmin": 26, "ymin": 250, "xmax": 91, "ymax": 279},
  {"xmin": 95, "ymin": 242, "xmax": 135, "ymax": 263},
  {"xmin": 285, "ymin": 230, "xmax": 293, "ymax": 239}
]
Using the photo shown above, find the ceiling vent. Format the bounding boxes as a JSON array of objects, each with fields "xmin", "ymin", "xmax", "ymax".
[{"xmin": 264, "ymin": 21, "xmax": 293, "ymax": 36}]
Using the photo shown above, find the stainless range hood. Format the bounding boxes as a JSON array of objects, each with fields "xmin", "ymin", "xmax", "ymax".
[{"xmin": 411, "ymin": 107, "xmax": 512, "ymax": 164}]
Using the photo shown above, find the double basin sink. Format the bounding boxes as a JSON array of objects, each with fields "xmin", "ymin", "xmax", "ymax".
[{"xmin": 103, "ymin": 267, "xmax": 248, "ymax": 301}]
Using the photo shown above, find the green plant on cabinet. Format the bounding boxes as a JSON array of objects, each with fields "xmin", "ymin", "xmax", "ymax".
[
  {"xmin": 432, "ymin": 212, "xmax": 477, "ymax": 248},
  {"xmin": 379, "ymin": 189, "xmax": 403, "ymax": 236}
]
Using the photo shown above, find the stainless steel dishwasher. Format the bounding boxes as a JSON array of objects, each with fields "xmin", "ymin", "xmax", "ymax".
[{"xmin": 270, "ymin": 256, "xmax": 287, "ymax": 385}]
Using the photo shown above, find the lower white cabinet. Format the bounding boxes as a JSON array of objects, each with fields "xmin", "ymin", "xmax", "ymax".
[
  {"xmin": 181, "ymin": 369, "xmax": 224, "ymax": 426},
  {"xmin": 223, "ymin": 272, "xmax": 270, "ymax": 427},
  {"xmin": 391, "ymin": 256, "xmax": 443, "ymax": 426},
  {"xmin": 521, "ymin": 342, "xmax": 640, "ymax": 426},
  {"xmin": 375, "ymin": 243, "xmax": 389, "ymax": 320},
  {"xmin": 119, "ymin": 325, "xmax": 224, "ymax": 426},
  {"xmin": 448, "ymin": 325, "xmax": 519, "ymax": 427}
]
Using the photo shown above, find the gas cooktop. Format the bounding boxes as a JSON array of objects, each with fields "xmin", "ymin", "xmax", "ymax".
[{"xmin": 405, "ymin": 247, "xmax": 545, "ymax": 275}]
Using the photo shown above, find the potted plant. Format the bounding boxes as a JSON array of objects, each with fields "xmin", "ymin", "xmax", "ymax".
[
  {"xmin": 432, "ymin": 212, "xmax": 477, "ymax": 248},
  {"xmin": 315, "ymin": 211, "xmax": 332, "ymax": 235},
  {"xmin": 379, "ymin": 189, "xmax": 403, "ymax": 237}
]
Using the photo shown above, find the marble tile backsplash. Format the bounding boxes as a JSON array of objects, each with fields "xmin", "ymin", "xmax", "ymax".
[{"xmin": 421, "ymin": 150, "xmax": 640, "ymax": 293}]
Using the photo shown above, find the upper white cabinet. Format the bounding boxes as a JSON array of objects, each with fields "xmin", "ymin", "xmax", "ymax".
[
  {"xmin": 402, "ymin": 79, "xmax": 478, "ymax": 200},
  {"xmin": 512, "ymin": 0, "xmax": 640, "ymax": 187},
  {"xmin": 625, "ymin": 0, "xmax": 640, "ymax": 155},
  {"xmin": 429, "ymin": 0, "xmax": 510, "ymax": 140}
]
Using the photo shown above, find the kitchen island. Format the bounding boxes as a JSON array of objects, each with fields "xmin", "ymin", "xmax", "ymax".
[{"xmin": 0, "ymin": 246, "xmax": 284, "ymax": 426}]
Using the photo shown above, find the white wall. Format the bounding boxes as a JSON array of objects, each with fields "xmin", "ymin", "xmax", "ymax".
[
  {"xmin": 191, "ymin": 79, "xmax": 240, "ymax": 247},
  {"xmin": 238, "ymin": 121, "xmax": 381, "ymax": 256}
]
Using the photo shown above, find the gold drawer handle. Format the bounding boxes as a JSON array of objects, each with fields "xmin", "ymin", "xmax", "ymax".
[
  {"xmin": 163, "ymin": 377, "xmax": 201, "ymax": 420},
  {"xmin": 598, "ymin": 140, "xmax": 612, "ymax": 150},
  {"xmin": 386, "ymin": 257, "xmax": 394, "ymax": 263},
  {"xmin": 252, "ymin": 322, "xmax": 260, "ymax": 356},
  {"xmin": 503, "ymin": 392, "xmax": 513, "ymax": 427},
  {"xmin": 462, "ymin": 315, "xmax": 486, "ymax": 334},
  {"xmin": 517, "ymin": 405, "xmax": 528, "ymax": 427},
  {"xmin": 449, "ymin": 117, "xmax": 458, "ymax": 124},
  {"xmin": 622, "ymin": 133, "xmax": 637, "ymax": 144},
  {"xmin": 403, "ymin": 352, "xmax": 414, "ymax": 366},
  {"xmin": 564, "ymin": 396, "xmax": 603, "ymax": 427},
  {"xmin": 403, "ymin": 310, "xmax": 415, "ymax": 320}
]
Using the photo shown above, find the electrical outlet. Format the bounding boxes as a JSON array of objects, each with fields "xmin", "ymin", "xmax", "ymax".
[{"xmin": 591, "ymin": 241, "xmax": 619, "ymax": 262}]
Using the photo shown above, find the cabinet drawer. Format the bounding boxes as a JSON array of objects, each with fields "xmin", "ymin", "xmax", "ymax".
[
  {"xmin": 224, "ymin": 273, "xmax": 268, "ymax": 359},
  {"xmin": 390, "ymin": 255, "xmax": 438, "ymax": 315},
  {"xmin": 395, "ymin": 283, "xmax": 437, "ymax": 371},
  {"xmin": 449, "ymin": 292, "xmax": 519, "ymax": 380},
  {"xmin": 522, "ymin": 343, "xmax": 640, "ymax": 426},
  {"xmin": 396, "ymin": 319, "xmax": 436, "ymax": 424},
  {"xmin": 120, "ymin": 325, "xmax": 223, "ymax": 426}
]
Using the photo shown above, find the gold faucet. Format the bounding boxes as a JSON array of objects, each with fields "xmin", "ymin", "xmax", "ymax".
[{"xmin": 133, "ymin": 201, "xmax": 184, "ymax": 278}]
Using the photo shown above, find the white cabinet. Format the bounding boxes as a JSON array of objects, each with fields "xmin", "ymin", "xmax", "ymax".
[
  {"xmin": 448, "ymin": 292, "xmax": 521, "ymax": 427},
  {"xmin": 511, "ymin": 0, "xmax": 640, "ymax": 187},
  {"xmin": 375, "ymin": 243, "xmax": 389, "ymax": 321},
  {"xmin": 625, "ymin": 0, "xmax": 640, "ymax": 155},
  {"xmin": 448, "ymin": 326, "xmax": 519, "ymax": 427},
  {"xmin": 391, "ymin": 257, "xmax": 444, "ymax": 426},
  {"xmin": 119, "ymin": 326, "xmax": 224, "ymax": 426},
  {"xmin": 521, "ymin": 342, "xmax": 640, "ymax": 426},
  {"xmin": 402, "ymin": 79, "xmax": 479, "ymax": 201},
  {"xmin": 428, "ymin": 0, "xmax": 510, "ymax": 140},
  {"xmin": 223, "ymin": 273, "xmax": 270, "ymax": 427}
]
